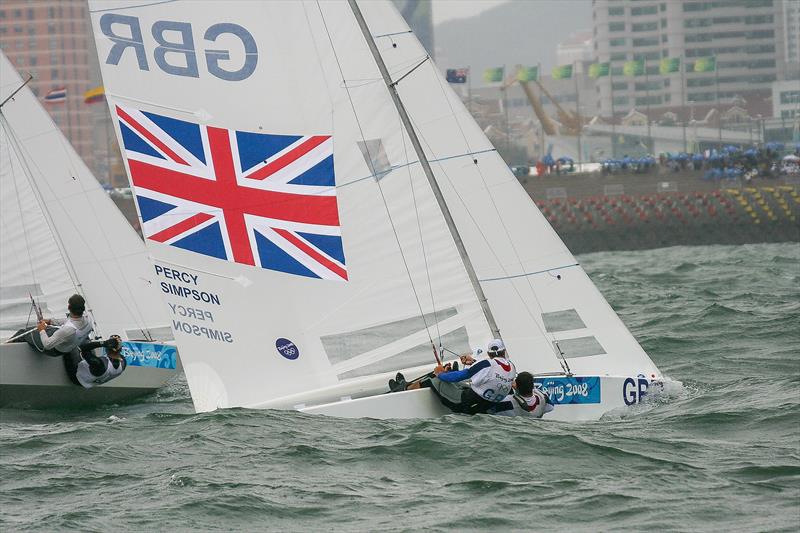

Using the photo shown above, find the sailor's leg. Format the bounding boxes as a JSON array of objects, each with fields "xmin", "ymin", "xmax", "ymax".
[
  {"xmin": 429, "ymin": 378, "xmax": 469, "ymax": 413},
  {"xmin": 460, "ymin": 388, "xmax": 495, "ymax": 415},
  {"xmin": 10, "ymin": 328, "xmax": 30, "ymax": 343},
  {"xmin": 62, "ymin": 348, "xmax": 83, "ymax": 387},
  {"xmin": 19, "ymin": 328, "xmax": 47, "ymax": 353}
]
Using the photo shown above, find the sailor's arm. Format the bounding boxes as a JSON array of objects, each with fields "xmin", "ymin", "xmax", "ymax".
[
  {"xmin": 38, "ymin": 322, "xmax": 69, "ymax": 350},
  {"xmin": 436, "ymin": 359, "xmax": 491, "ymax": 383}
]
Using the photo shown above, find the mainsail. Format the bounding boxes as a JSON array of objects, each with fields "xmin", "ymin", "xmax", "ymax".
[
  {"xmin": 90, "ymin": 0, "xmax": 660, "ymax": 414},
  {"xmin": 0, "ymin": 52, "xmax": 168, "ymax": 340}
]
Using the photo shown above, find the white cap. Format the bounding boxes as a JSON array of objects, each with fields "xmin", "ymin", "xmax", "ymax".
[{"xmin": 488, "ymin": 338, "xmax": 505, "ymax": 354}]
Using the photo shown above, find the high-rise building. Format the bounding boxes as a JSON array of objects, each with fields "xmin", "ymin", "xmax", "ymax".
[
  {"xmin": 0, "ymin": 0, "xmax": 98, "ymax": 174},
  {"xmin": 592, "ymin": 0, "xmax": 787, "ymax": 121},
  {"xmin": 782, "ymin": 0, "xmax": 800, "ymax": 71},
  {"xmin": 556, "ymin": 31, "xmax": 594, "ymax": 74}
]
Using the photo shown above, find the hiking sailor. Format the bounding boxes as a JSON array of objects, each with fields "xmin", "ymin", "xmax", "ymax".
[
  {"xmin": 488, "ymin": 371, "xmax": 554, "ymax": 418},
  {"xmin": 395, "ymin": 339, "xmax": 517, "ymax": 415},
  {"xmin": 63, "ymin": 335, "xmax": 127, "ymax": 388},
  {"xmin": 36, "ymin": 294, "xmax": 93, "ymax": 356},
  {"xmin": 13, "ymin": 294, "xmax": 94, "ymax": 357}
]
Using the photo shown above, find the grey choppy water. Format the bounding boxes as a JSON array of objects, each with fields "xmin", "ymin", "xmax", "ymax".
[{"xmin": 1, "ymin": 242, "xmax": 798, "ymax": 532}]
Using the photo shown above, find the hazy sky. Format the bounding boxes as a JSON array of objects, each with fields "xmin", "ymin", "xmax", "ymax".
[{"xmin": 432, "ymin": 0, "xmax": 511, "ymax": 25}]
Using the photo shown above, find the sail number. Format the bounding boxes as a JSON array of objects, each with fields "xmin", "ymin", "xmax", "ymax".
[
  {"xmin": 99, "ymin": 14, "xmax": 258, "ymax": 81},
  {"xmin": 623, "ymin": 377, "xmax": 649, "ymax": 405}
]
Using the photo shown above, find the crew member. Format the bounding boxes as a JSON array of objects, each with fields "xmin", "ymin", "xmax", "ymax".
[
  {"xmin": 396, "ymin": 339, "xmax": 517, "ymax": 415},
  {"xmin": 14, "ymin": 294, "xmax": 94, "ymax": 357},
  {"xmin": 489, "ymin": 371, "xmax": 554, "ymax": 418},
  {"xmin": 63, "ymin": 335, "xmax": 127, "ymax": 388}
]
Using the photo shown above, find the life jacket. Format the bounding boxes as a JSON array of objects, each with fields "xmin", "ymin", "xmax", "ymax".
[
  {"xmin": 469, "ymin": 357, "xmax": 517, "ymax": 403},
  {"xmin": 512, "ymin": 389, "xmax": 552, "ymax": 418},
  {"xmin": 75, "ymin": 355, "xmax": 126, "ymax": 389},
  {"xmin": 60, "ymin": 315, "xmax": 94, "ymax": 349}
]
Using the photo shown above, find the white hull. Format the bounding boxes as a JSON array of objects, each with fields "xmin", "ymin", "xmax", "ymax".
[
  {"xmin": 246, "ymin": 363, "xmax": 657, "ymax": 421},
  {"xmin": 301, "ymin": 376, "xmax": 654, "ymax": 421},
  {"xmin": 0, "ymin": 342, "xmax": 181, "ymax": 408}
]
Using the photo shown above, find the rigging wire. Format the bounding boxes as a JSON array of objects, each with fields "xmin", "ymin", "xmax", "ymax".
[
  {"xmin": 398, "ymin": 87, "xmax": 569, "ymax": 372},
  {"xmin": 314, "ymin": 0, "xmax": 438, "ymax": 359},
  {"xmin": 425, "ymin": 61, "xmax": 571, "ymax": 353},
  {"xmin": 399, "ymin": 111, "xmax": 442, "ymax": 349}
]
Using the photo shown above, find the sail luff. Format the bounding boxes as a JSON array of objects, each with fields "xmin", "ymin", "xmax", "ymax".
[
  {"xmin": 346, "ymin": 0, "xmax": 500, "ymax": 340},
  {"xmin": 0, "ymin": 113, "xmax": 84, "ymax": 304}
]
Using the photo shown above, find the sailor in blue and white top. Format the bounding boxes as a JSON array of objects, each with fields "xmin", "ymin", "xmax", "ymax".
[{"xmin": 423, "ymin": 338, "xmax": 518, "ymax": 415}]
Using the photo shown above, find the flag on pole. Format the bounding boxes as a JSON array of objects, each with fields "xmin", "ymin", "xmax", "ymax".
[
  {"xmin": 483, "ymin": 66, "xmax": 504, "ymax": 83},
  {"xmin": 551, "ymin": 64, "xmax": 573, "ymax": 80},
  {"xmin": 83, "ymin": 85, "xmax": 105, "ymax": 104},
  {"xmin": 516, "ymin": 66, "xmax": 539, "ymax": 82},
  {"xmin": 43, "ymin": 87, "xmax": 66, "ymax": 103},
  {"xmin": 694, "ymin": 56, "xmax": 716, "ymax": 72},
  {"xmin": 659, "ymin": 57, "xmax": 680, "ymax": 75},
  {"xmin": 446, "ymin": 68, "xmax": 468, "ymax": 84},
  {"xmin": 623, "ymin": 59, "xmax": 645, "ymax": 76},
  {"xmin": 588, "ymin": 62, "xmax": 610, "ymax": 78}
]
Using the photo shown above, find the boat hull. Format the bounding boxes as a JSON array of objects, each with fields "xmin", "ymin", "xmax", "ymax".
[
  {"xmin": 298, "ymin": 375, "xmax": 658, "ymax": 421},
  {"xmin": 0, "ymin": 341, "xmax": 181, "ymax": 408}
]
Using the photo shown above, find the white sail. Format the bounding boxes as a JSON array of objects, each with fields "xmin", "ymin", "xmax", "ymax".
[
  {"xmin": 0, "ymin": 51, "xmax": 169, "ymax": 340},
  {"xmin": 356, "ymin": 1, "xmax": 660, "ymax": 380},
  {"xmin": 89, "ymin": 0, "xmax": 660, "ymax": 415}
]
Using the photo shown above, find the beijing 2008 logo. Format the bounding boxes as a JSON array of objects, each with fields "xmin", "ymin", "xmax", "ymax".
[{"xmin": 276, "ymin": 338, "xmax": 299, "ymax": 360}]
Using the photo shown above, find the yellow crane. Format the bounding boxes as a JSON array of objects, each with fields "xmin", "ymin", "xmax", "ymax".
[{"xmin": 502, "ymin": 68, "xmax": 583, "ymax": 136}]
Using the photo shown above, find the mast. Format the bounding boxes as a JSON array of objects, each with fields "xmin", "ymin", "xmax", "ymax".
[{"xmin": 347, "ymin": 0, "xmax": 500, "ymax": 339}]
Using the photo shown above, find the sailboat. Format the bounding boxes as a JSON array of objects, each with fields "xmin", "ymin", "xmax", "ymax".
[
  {"xmin": 89, "ymin": 0, "xmax": 662, "ymax": 420},
  {"xmin": 0, "ymin": 52, "xmax": 180, "ymax": 408}
]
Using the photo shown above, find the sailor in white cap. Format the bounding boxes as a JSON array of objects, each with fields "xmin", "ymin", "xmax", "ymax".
[{"xmin": 398, "ymin": 338, "xmax": 517, "ymax": 415}]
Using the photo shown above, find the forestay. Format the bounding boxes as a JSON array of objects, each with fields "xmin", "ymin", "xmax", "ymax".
[
  {"xmin": 0, "ymin": 52, "xmax": 168, "ymax": 340},
  {"xmin": 89, "ymin": 0, "xmax": 659, "ymax": 414}
]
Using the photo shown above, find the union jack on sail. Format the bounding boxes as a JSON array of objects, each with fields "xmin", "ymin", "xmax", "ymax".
[{"xmin": 115, "ymin": 105, "xmax": 347, "ymax": 281}]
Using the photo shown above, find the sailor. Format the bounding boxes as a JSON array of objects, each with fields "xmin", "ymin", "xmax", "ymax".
[
  {"xmin": 399, "ymin": 339, "xmax": 517, "ymax": 415},
  {"xmin": 63, "ymin": 335, "xmax": 127, "ymax": 388},
  {"xmin": 488, "ymin": 372, "xmax": 554, "ymax": 418},
  {"xmin": 34, "ymin": 294, "xmax": 94, "ymax": 357}
]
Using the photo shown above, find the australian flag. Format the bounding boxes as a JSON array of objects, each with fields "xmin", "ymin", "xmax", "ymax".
[
  {"xmin": 115, "ymin": 105, "xmax": 347, "ymax": 281},
  {"xmin": 446, "ymin": 68, "xmax": 468, "ymax": 84}
]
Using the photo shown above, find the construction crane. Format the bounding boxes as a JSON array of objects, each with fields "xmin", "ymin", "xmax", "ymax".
[
  {"xmin": 501, "ymin": 68, "xmax": 583, "ymax": 136},
  {"xmin": 528, "ymin": 78, "xmax": 583, "ymax": 135},
  {"xmin": 516, "ymin": 80, "xmax": 558, "ymax": 136}
]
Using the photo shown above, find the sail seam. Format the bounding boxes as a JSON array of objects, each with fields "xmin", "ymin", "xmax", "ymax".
[
  {"xmin": 339, "ymin": 148, "xmax": 496, "ymax": 189},
  {"xmin": 479, "ymin": 264, "xmax": 580, "ymax": 283},
  {"xmin": 373, "ymin": 30, "xmax": 413, "ymax": 39}
]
